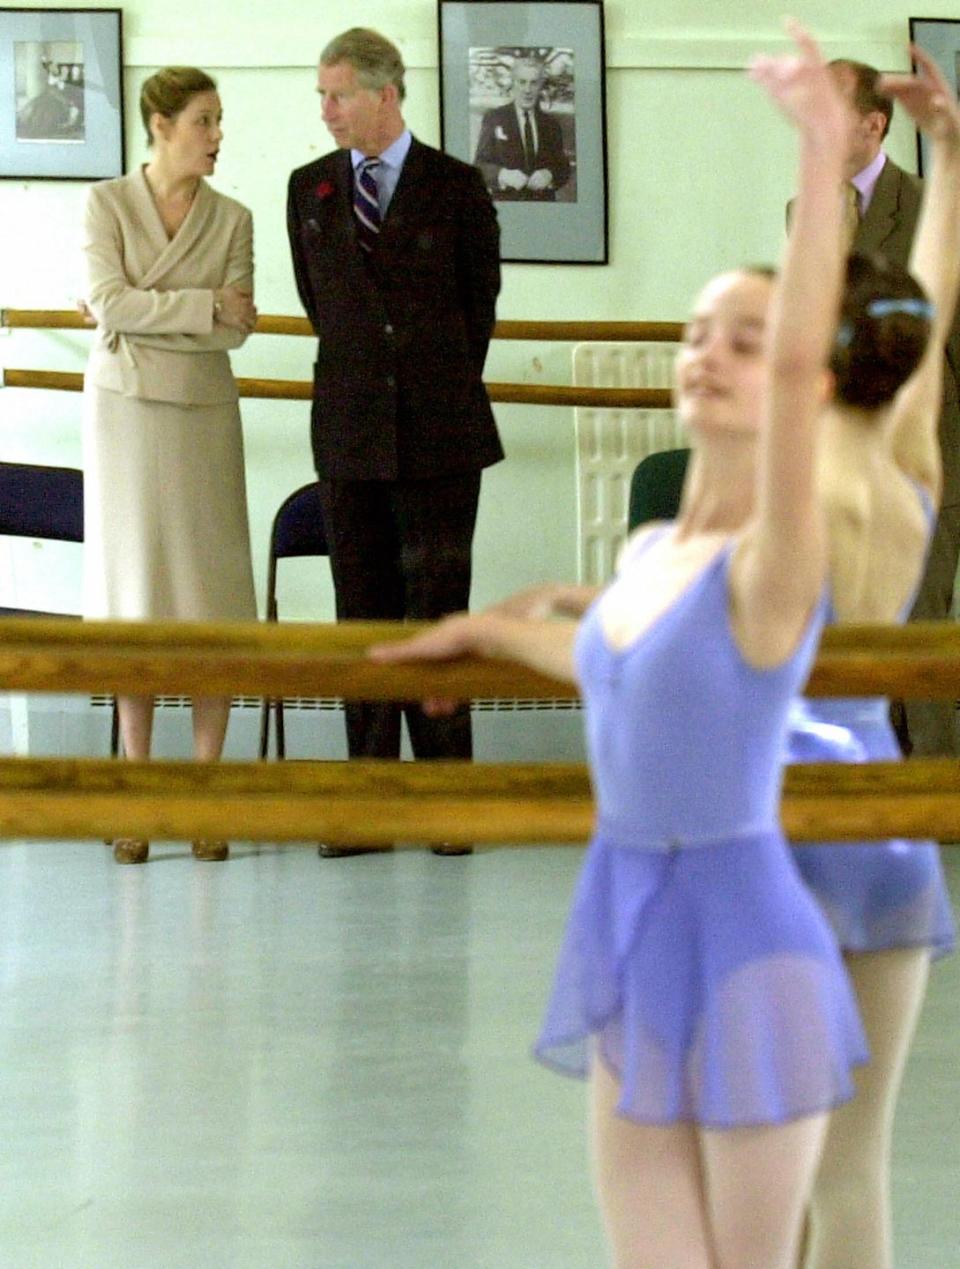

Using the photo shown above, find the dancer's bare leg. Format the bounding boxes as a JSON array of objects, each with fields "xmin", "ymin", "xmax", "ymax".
[
  {"xmin": 802, "ymin": 947, "xmax": 930, "ymax": 1269},
  {"xmin": 589, "ymin": 1057, "xmax": 715, "ymax": 1268},
  {"xmin": 702, "ymin": 1112, "xmax": 828, "ymax": 1269}
]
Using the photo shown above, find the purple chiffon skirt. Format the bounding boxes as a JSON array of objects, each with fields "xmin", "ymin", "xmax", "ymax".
[
  {"xmin": 534, "ymin": 831, "xmax": 868, "ymax": 1129},
  {"xmin": 787, "ymin": 701, "xmax": 955, "ymax": 958}
]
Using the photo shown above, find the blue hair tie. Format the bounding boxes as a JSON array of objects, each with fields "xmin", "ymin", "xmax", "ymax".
[{"xmin": 866, "ymin": 297, "xmax": 935, "ymax": 320}]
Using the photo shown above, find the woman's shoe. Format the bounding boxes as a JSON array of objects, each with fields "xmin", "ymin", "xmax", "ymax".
[
  {"xmin": 192, "ymin": 840, "xmax": 229, "ymax": 861},
  {"xmin": 113, "ymin": 838, "xmax": 149, "ymax": 865}
]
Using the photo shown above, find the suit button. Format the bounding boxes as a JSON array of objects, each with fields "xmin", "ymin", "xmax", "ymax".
[
  {"xmin": 386, "ymin": 375, "xmax": 396, "ymax": 388},
  {"xmin": 384, "ymin": 323, "xmax": 394, "ymax": 335}
]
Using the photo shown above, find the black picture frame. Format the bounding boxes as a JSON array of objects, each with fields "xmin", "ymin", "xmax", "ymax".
[
  {"xmin": 909, "ymin": 17, "xmax": 960, "ymax": 177},
  {"xmin": 438, "ymin": 0, "xmax": 608, "ymax": 264},
  {"xmin": 0, "ymin": 6, "xmax": 123, "ymax": 180}
]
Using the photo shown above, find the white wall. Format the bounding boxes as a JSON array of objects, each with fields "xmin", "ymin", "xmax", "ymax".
[{"xmin": 0, "ymin": 1, "xmax": 934, "ymax": 621}]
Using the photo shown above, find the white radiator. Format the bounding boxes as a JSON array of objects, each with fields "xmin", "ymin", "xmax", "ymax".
[
  {"xmin": 573, "ymin": 342, "xmax": 687, "ymax": 585},
  {"xmin": 86, "ymin": 695, "xmax": 586, "ymax": 762}
]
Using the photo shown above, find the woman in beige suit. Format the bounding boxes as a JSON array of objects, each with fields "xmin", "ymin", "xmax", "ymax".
[{"xmin": 82, "ymin": 67, "xmax": 257, "ymax": 864}]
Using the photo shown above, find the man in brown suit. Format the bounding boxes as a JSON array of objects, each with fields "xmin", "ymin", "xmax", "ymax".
[{"xmin": 287, "ymin": 28, "xmax": 502, "ymax": 855}]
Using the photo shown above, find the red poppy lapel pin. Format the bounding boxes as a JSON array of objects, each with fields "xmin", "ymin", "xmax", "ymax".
[{"xmin": 315, "ymin": 179, "xmax": 335, "ymax": 201}]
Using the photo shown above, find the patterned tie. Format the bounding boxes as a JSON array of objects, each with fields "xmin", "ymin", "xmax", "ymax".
[
  {"xmin": 843, "ymin": 181, "xmax": 860, "ymax": 250},
  {"xmin": 523, "ymin": 110, "xmax": 536, "ymax": 171},
  {"xmin": 354, "ymin": 157, "xmax": 382, "ymax": 253}
]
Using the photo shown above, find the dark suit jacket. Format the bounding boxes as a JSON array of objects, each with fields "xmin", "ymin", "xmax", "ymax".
[
  {"xmin": 287, "ymin": 138, "xmax": 503, "ymax": 481},
  {"xmin": 789, "ymin": 156, "xmax": 960, "ymax": 505},
  {"xmin": 474, "ymin": 103, "xmax": 571, "ymax": 202}
]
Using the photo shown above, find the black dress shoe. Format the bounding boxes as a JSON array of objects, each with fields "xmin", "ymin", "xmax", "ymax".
[
  {"xmin": 318, "ymin": 843, "xmax": 394, "ymax": 858},
  {"xmin": 431, "ymin": 843, "xmax": 474, "ymax": 856}
]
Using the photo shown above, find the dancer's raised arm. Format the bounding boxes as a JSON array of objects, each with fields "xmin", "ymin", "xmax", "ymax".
[
  {"xmin": 732, "ymin": 22, "xmax": 848, "ymax": 663},
  {"xmin": 882, "ymin": 46, "xmax": 960, "ymax": 498}
]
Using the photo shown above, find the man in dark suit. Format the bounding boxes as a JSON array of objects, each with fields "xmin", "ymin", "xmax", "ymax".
[
  {"xmin": 795, "ymin": 58, "xmax": 960, "ymax": 755},
  {"xmin": 474, "ymin": 55, "xmax": 571, "ymax": 202},
  {"xmin": 287, "ymin": 28, "xmax": 503, "ymax": 854}
]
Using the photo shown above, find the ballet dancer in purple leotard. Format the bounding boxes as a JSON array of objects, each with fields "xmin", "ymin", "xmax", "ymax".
[{"xmin": 373, "ymin": 27, "xmax": 960, "ymax": 1269}]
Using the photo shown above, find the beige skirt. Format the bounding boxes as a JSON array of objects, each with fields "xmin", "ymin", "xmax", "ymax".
[{"xmin": 83, "ymin": 385, "xmax": 257, "ymax": 621}]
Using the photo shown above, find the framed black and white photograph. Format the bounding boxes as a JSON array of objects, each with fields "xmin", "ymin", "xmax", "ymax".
[
  {"xmin": 909, "ymin": 17, "xmax": 960, "ymax": 176},
  {"xmin": 439, "ymin": 0, "xmax": 607, "ymax": 263},
  {"xmin": 0, "ymin": 7, "xmax": 123, "ymax": 180}
]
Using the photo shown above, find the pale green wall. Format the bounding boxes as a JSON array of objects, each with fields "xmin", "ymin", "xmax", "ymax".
[{"xmin": 0, "ymin": 2, "xmax": 934, "ymax": 617}]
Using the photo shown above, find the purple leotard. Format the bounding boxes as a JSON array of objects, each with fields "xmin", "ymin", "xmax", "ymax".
[
  {"xmin": 535, "ymin": 534, "xmax": 867, "ymax": 1128},
  {"xmin": 789, "ymin": 483, "xmax": 955, "ymax": 957}
]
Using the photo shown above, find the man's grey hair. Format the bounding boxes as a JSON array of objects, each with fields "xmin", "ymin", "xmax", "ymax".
[
  {"xmin": 512, "ymin": 54, "xmax": 547, "ymax": 80},
  {"xmin": 320, "ymin": 28, "xmax": 406, "ymax": 101}
]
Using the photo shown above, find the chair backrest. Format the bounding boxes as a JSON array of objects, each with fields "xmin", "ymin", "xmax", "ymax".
[
  {"xmin": 0, "ymin": 461, "xmax": 84, "ymax": 542},
  {"xmin": 270, "ymin": 482, "xmax": 328, "ymax": 560},
  {"xmin": 628, "ymin": 448, "xmax": 690, "ymax": 531}
]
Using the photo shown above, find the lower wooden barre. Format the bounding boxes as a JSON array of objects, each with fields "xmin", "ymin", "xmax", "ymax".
[
  {"xmin": 0, "ymin": 757, "xmax": 956, "ymax": 844},
  {"xmin": 0, "ymin": 757, "xmax": 593, "ymax": 844}
]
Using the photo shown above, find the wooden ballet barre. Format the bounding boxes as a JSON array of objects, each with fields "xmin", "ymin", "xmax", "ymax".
[
  {"xmin": 0, "ymin": 618, "xmax": 959, "ymax": 699},
  {"xmin": 0, "ymin": 368, "xmax": 672, "ymax": 410},
  {"xmin": 0, "ymin": 617, "xmax": 572, "ymax": 699},
  {"xmin": 0, "ymin": 756, "xmax": 956, "ymax": 844},
  {"xmin": 0, "ymin": 308, "xmax": 685, "ymax": 343}
]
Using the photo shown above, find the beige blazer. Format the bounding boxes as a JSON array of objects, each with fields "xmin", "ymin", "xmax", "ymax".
[{"xmin": 83, "ymin": 168, "xmax": 253, "ymax": 404}]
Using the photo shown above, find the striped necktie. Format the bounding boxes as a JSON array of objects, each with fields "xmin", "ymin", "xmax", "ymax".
[
  {"xmin": 354, "ymin": 157, "xmax": 382, "ymax": 253},
  {"xmin": 843, "ymin": 182, "xmax": 860, "ymax": 249}
]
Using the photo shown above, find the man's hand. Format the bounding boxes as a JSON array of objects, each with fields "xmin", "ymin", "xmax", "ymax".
[
  {"xmin": 498, "ymin": 168, "xmax": 528, "ymax": 191},
  {"xmin": 526, "ymin": 169, "xmax": 554, "ymax": 192}
]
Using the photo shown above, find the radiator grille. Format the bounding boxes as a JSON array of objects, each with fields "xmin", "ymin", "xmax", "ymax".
[
  {"xmin": 573, "ymin": 342, "xmax": 687, "ymax": 584},
  {"xmin": 90, "ymin": 695, "xmax": 581, "ymax": 713}
]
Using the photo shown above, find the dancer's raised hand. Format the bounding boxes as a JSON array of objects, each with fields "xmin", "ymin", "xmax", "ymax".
[
  {"xmin": 881, "ymin": 46, "xmax": 960, "ymax": 144},
  {"xmin": 749, "ymin": 19, "xmax": 845, "ymax": 141}
]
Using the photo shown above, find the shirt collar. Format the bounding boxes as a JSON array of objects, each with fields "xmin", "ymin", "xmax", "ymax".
[
  {"xmin": 851, "ymin": 150, "xmax": 886, "ymax": 210},
  {"xmin": 351, "ymin": 129, "xmax": 412, "ymax": 172}
]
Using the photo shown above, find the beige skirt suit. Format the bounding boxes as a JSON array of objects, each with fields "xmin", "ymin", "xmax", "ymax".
[{"xmin": 81, "ymin": 168, "xmax": 256, "ymax": 621}]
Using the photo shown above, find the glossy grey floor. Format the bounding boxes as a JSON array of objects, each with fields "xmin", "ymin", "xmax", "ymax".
[{"xmin": 0, "ymin": 842, "xmax": 956, "ymax": 1269}]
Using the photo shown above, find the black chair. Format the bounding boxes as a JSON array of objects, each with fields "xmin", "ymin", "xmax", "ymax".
[
  {"xmin": 0, "ymin": 460, "xmax": 118, "ymax": 755},
  {"xmin": 628, "ymin": 447, "xmax": 691, "ymax": 530},
  {"xmin": 258, "ymin": 482, "xmax": 330, "ymax": 759}
]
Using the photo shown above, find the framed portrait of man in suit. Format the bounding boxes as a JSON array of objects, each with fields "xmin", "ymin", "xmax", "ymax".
[
  {"xmin": 439, "ymin": 0, "xmax": 608, "ymax": 263},
  {"xmin": 909, "ymin": 18, "xmax": 960, "ymax": 176},
  {"xmin": 0, "ymin": 7, "xmax": 124, "ymax": 180}
]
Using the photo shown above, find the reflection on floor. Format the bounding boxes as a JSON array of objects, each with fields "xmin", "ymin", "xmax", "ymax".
[{"xmin": 0, "ymin": 841, "xmax": 955, "ymax": 1268}]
